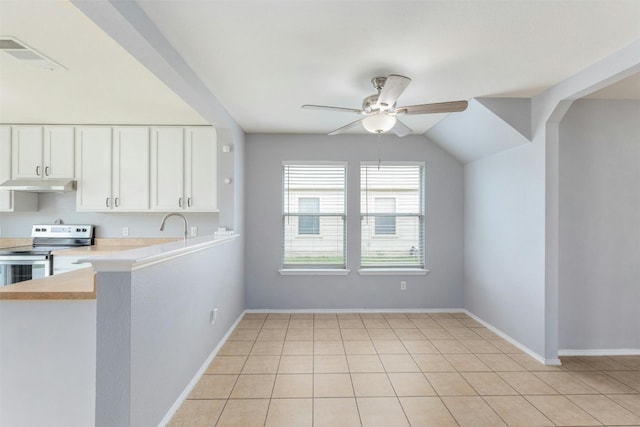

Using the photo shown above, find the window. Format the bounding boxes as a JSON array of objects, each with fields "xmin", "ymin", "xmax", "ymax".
[
  {"xmin": 298, "ymin": 197, "xmax": 320, "ymax": 235},
  {"xmin": 361, "ymin": 163, "xmax": 424, "ymax": 268},
  {"xmin": 374, "ymin": 197, "xmax": 396, "ymax": 235},
  {"xmin": 283, "ymin": 163, "xmax": 346, "ymax": 269}
]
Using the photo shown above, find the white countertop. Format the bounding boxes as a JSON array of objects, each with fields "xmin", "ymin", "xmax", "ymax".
[{"xmin": 80, "ymin": 234, "xmax": 239, "ymax": 272}]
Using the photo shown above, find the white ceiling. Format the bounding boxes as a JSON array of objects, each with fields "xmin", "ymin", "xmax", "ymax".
[
  {"xmin": 1, "ymin": 0, "xmax": 639, "ymax": 135},
  {"xmin": 0, "ymin": 0, "xmax": 206, "ymax": 125}
]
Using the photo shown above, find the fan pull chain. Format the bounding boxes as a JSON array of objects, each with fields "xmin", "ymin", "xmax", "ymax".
[
  {"xmin": 364, "ymin": 164, "xmax": 369, "ymax": 225},
  {"xmin": 377, "ymin": 132, "xmax": 382, "ymax": 169}
]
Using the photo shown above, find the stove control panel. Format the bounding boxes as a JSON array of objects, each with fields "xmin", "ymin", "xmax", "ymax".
[{"xmin": 31, "ymin": 225, "xmax": 94, "ymax": 239}]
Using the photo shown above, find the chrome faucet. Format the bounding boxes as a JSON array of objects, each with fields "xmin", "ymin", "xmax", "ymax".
[{"xmin": 160, "ymin": 212, "xmax": 188, "ymax": 242}]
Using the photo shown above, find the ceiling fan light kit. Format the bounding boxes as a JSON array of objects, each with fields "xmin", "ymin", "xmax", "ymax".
[
  {"xmin": 362, "ymin": 112, "xmax": 397, "ymax": 134},
  {"xmin": 302, "ymin": 74, "xmax": 468, "ymax": 137}
]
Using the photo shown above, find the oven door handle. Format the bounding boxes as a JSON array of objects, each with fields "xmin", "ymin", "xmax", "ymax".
[{"xmin": 0, "ymin": 256, "xmax": 50, "ymax": 262}]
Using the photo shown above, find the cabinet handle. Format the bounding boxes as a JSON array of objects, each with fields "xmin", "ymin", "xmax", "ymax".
[
  {"xmin": 44, "ymin": 166, "xmax": 50, "ymax": 176},
  {"xmin": 36, "ymin": 166, "xmax": 41, "ymax": 176},
  {"xmin": 179, "ymin": 197, "xmax": 183, "ymax": 208},
  {"xmin": 106, "ymin": 197, "xmax": 110, "ymax": 208},
  {"xmin": 188, "ymin": 197, "xmax": 192, "ymax": 207},
  {"xmin": 115, "ymin": 197, "xmax": 119, "ymax": 207}
]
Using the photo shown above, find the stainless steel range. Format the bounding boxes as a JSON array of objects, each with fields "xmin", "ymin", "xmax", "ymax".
[{"xmin": 0, "ymin": 224, "xmax": 94, "ymax": 286}]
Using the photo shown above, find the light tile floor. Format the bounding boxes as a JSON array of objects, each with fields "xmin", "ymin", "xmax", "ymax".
[{"xmin": 169, "ymin": 312, "xmax": 640, "ymax": 426}]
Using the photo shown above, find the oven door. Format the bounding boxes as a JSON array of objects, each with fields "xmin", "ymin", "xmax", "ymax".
[{"xmin": 0, "ymin": 256, "xmax": 51, "ymax": 287}]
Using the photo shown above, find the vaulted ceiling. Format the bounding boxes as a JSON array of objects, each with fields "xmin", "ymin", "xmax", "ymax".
[{"xmin": 1, "ymin": 0, "xmax": 639, "ymax": 138}]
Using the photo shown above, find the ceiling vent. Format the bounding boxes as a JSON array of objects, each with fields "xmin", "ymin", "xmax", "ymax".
[{"xmin": 0, "ymin": 36, "xmax": 65, "ymax": 71}]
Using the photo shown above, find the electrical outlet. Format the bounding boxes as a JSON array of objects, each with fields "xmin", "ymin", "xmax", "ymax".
[
  {"xmin": 191, "ymin": 226, "xmax": 198, "ymax": 237},
  {"xmin": 400, "ymin": 281, "xmax": 407, "ymax": 291},
  {"xmin": 122, "ymin": 227, "xmax": 129, "ymax": 237},
  {"xmin": 210, "ymin": 308, "xmax": 218, "ymax": 325}
]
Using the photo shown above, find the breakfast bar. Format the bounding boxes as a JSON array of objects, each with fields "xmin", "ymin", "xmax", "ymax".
[{"xmin": 0, "ymin": 234, "xmax": 242, "ymax": 427}]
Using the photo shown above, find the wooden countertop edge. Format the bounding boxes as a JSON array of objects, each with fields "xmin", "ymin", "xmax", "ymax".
[
  {"xmin": 0, "ymin": 269, "xmax": 96, "ymax": 301},
  {"xmin": 0, "ymin": 290, "xmax": 96, "ymax": 300}
]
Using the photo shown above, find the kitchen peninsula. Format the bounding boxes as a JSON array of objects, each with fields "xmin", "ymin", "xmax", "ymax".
[
  {"xmin": 0, "ymin": 234, "xmax": 241, "ymax": 427},
  {"xmin": 0, "ymin": 238, "xmax": 176, "ymax": 300}
]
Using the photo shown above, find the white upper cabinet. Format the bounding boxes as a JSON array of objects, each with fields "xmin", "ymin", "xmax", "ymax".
[
  {"xmin": 151, "ymin": 127, "xmax": 217, "ymax": 212},
  {"xmin": 44, "ymin": 127, "xmax": 75, "ymax": 179},
  {"xmin": 0, "ymin": 126, "xmax": 11, "ymax": 210},
  {"xmin": 76, "ymin": 127, "xmax": 150, "ymax": 212},
  {"xmin": 2, "ymin": 124, "xmax": 216, "ymax": 213},
  {"xmin": 150, "ymin": 127, "xmax": 184, "ymax": 211},
  {"xmin": 186, "ymin": 127, "xmax": 218, "ymax": 211},
  {"xmin": 76, "ymin": 127, "xmax": 112, "ymax": 211},
  {"xmin": 12, "ymin": 126, "xmax": 74, "ymax": 179},
  {"xmin": 112, "ymin": 127, "xmax": 150, "ymax": 211},
  {"xmin": 0, "ymin": 126, "xmax": 37, "ymax": 212}
]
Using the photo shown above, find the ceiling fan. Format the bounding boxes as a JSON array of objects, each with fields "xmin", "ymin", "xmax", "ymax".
[{"xmin": 302, "ymin": 74, "xmax": 468, "ymax": 137}]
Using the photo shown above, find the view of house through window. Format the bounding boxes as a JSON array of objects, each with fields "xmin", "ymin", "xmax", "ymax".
[
  {"xmin": 374, "ymin": 197, "xmax": 396, "ymax": 235},
  {"xmin": 298, "ymin": 197, "xmax": 320, "ymax": 234},
  {"xmin": 361, "ymin": 163, "xmax": 424, "ymax": 268},
  {"xmin": 282, "ymin": 163, "xmax": 346, "ymax": 268}
]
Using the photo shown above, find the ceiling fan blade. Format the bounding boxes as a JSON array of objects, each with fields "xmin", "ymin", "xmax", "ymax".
[
  {"xmin": 389, "ymin": 118, "xmax": 412, "ymax": 137},
  {"xmin": 302, "ymin": 104, "xmax": 363, "ymax": 114},
  {"xmin": 377, "ymin": 74, "xmax": 411, "ymax": 110},
  {"xmin": 328, "ymin": 118, "xmax": 365, "ymax": 136},
  {"xmin": 396, "ymin": 100, "xmax": 468, "ymax": 115}
]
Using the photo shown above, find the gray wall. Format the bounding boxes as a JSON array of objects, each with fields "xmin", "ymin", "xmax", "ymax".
[
  {"xmin": 0, "ymin": 191, "xmax": 219, "ymax": 238},
  {"xmin": 244, "ymin": 133, "xmax": 464, "ymax": 310},
  {"xmin": 464, "ymin": 141, "xmax": 547, "ymax": 357},
  {"xmin": 559, "ymin": 99, "xmax": 640, "ymax": 351},
  {"xmin": 95, "ymin": 238, "xmax": 244, "ymax": 427}
]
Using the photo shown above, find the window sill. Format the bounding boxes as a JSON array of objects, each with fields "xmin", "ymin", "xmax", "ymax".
[
  {"xmin": 279, "ymin": 269, "xmax": 350, "ymax": 276},
  {"xmin": 358, "ymin": 268, "xmax": 430, "ymax": 276}
]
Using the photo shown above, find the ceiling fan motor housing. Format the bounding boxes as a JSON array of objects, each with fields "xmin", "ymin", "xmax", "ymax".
[
  {"xmin": 364, "ymin": 77, "xmax": 393, "ymax": 112},
  {"xmin": 362, "ymin": 94, "xmax": 380, "ymax": 113},
  {"xmin": 371, "ymin": 76, "xmax": 387, "ymax": 91}
]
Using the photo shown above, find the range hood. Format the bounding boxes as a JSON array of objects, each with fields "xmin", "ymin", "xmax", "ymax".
[{"xmin": 0, "ymin": 179, "xmax": 76, "ymax": 192}]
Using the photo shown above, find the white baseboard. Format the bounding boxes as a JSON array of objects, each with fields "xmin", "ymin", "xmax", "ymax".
[
  {"xmin": 559, "ymin": 349, "xmax": 640, "ymax": 356},
  {"xmin": 462, "ymin": 310, "xmax": 561, "ymax": 366},
  {"xmin": 244, "ymin": 308, "xmax": 467, "ymax": 314},
  {"xmin": 158, "ymin": 310, "xmax": 247, "ymax": 427}
]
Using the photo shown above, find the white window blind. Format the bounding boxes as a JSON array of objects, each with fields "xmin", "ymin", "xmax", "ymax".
[
  {"xmin": 361, "ymin": 163, "xmax": 424, "ymax": 268},
  {"xmin": 283, "ymin": 163, "xmax": 346, "ymax": 269}
]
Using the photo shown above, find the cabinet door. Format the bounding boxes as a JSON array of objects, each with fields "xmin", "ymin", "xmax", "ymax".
[
  {"xmin": 0, "ymin": 127, "xmax": 37, "ymax": 212},
  {"xmin": 12, "ymin": 126, "xmax": 43, "ymax": 179},
  {"xmin": 43, "ymin": 126, "xmax": 75, "ymax": 179},
  {"xmin": 113, "ymin": 127, "xmax": 149, "ymax": 211},
  {"xmin": 185, "ymin": 127, "xmax": 217, "ymax": 211},
  {"xmin": 0, "ymin": 126, "xmax": 11, "ymax": 210},
  {"xmin": 150, "ymin": 127, "xmax": 184, "ymax": 210},
  {"xmin": 76, "ymin": 127, "xmax": 112, "ymax": 211}
]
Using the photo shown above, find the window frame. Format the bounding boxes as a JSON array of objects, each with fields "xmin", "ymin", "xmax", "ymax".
[
  {"xmin": 360, "ymin": 161, "xmax": 426, "ymax": 270},
  {"xmin": 281, "ymin": 161, "xmax": 348, "ymax": 272}
]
